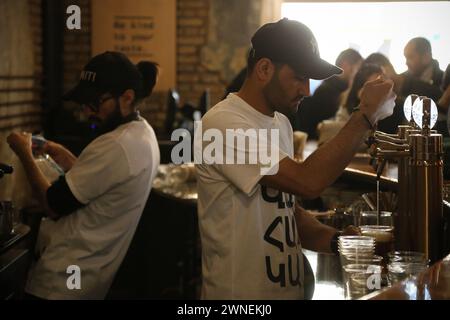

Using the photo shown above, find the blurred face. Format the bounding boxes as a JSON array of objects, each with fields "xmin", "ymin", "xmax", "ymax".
[
  {"xmin": 404, "ymin": 43, "xmax": 429, "ymax": 77},
  {"xmin": 82, "ymin": 93, "xmax": 122, "ymax": 133},
  {"xmin": 262, "ymin": 63, "xmax": 310, "ymax": 116}
]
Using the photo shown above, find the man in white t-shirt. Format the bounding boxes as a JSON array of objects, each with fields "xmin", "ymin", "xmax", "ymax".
[
  {"xmin": 7, "ymin": 52, "xmax": 160, "ymax": 299},
  {"xmin": 196, "ymin": 19, "xmax": 396, "ymax": 299}
]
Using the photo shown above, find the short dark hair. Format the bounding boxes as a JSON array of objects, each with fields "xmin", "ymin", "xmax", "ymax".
[
  {"xmin": 365, "ymin": 53, "xmax": 394, "ymax": 70},
  {"xmin": 335, "ymin": 48, "xmax": 363, "ymax": 67},
  {"xmin": 345, "ymin": 63, "xmax": 383, "ymax": 114},
  {"xmin": 408, "ymin": 37, "xmax": 432, "ymax": 56},
  {"xmin": 246, "ymin": 50, "xmax": 283, "ymax": 76},
  {"xmin": 136, "ymin": 61, "xmax": 159, "ymax": 99},
  {"xmin": 246, "ymin": 50, "xmax": 259, "ymax": 75}
]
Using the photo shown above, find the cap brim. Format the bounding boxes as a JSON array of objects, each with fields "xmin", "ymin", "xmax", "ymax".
[
  {"xmin": 294, "ymin": 58, "xmax": 343, "ymax": 80},
  {"xmin": 62, "ymin": 82, "xmax": 100, "ymax": 104}
]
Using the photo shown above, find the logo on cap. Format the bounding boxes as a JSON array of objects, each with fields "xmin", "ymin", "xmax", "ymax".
[{"xmin": 80, "ymin": 70, "xmax": 96, "ymax": 82}]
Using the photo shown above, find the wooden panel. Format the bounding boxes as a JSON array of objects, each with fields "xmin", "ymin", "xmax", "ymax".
[
  {"xmin": 0, "ymin": 0, "xmax": 41, "ymax": 133},
  {"xmin": 91, "ymin": 0, "xmax": 176, "ymax": 91},
  {"xmin": 0, "ymin": 0, "xmax": 42, "ymax": 209}
]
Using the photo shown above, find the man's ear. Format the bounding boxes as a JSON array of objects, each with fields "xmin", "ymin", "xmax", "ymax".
[
  {"xmin": 255, "ymin": 58, "xmax": 275, "ymax": 83},
  {"xmin": 119, "ymin": 89, "xmax": 135, "ymax": 115}
]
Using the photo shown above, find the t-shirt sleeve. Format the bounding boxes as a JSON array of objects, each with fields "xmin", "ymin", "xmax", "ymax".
[{"xmin": 65, "ymin": 138, "xmax": 130, "ymax": 204}]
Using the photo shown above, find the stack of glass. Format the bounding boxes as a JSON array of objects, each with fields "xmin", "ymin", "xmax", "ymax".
[
  {"xmin": 338, "ymin": 236, "xmax": 379, "ymax": 299},
  {"xmin": 338, "ymin": 236, "xmax": 376, "ymax": 265}
]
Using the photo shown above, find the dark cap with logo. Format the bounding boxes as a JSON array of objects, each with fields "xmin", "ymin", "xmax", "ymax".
[
  {"xmin": 63, "ymin": 51, "xmax": 143, "ymax": 104},
  {"xmin": 251, "ymin": 18, "xmax": 342, "ymax": 80}
]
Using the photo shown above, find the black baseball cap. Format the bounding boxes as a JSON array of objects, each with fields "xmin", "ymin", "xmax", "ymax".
[
  {"xmin": 251, "ymin": 18, "xmax": 342, "ymax": 80},
  {"xmin": 63, "ymin": 51, "xmax": 142, "ymax": 104}
]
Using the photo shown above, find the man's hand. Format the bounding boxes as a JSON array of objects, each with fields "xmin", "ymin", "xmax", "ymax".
[
  {"xmin": 42, "ymin": 141, "xmax": 77, "ymax": 172},
  {"xmin": 7, "ymin": 132, "xmax": 33, "ymax": 159},
  {"xmin": 359, "ymin": 76, "xmax": 396, "ymax": 125},
  {"xmin": 342, "ymin": 225, "xmax": 361, "ymax": 236}
]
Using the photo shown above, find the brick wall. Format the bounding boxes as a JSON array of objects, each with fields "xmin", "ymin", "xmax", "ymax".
[
  {"xmin": 30, "ymin": 0, "xmax": 43, "ymax": 78},
  {"xmin": 176, "ymin": 0, "xmax": 226, "ymax": 108},
  {"xmin": 0, "ymin": 0, "xmax": 43, "ymax": 134}
]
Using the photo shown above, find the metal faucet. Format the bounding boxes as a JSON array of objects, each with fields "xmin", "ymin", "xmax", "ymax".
[{"xmin": 367, "ymin": 96, "xmax": 444, "ymax": 263}]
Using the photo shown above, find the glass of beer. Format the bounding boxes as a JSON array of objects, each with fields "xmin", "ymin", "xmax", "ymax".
[{"xmin": 360, "ymin": 225, "xmax": 394, "ymax": 261}]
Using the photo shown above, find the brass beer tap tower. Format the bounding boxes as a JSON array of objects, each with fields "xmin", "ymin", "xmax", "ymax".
[{"xmin": 368, "ymin": 95, "xmax": 444, "ymax": 263}]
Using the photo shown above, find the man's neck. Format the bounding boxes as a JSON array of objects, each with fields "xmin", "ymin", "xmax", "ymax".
[{"xmin": 236, "ymin": 81, "xmax": 274, "ymax": 117}]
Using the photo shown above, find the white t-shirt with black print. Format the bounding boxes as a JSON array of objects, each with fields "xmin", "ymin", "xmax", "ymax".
[
  {"xmin": 196, "ymin": 93, "xmax": 304, "ymax": 299},
  {"xmin": 25, "ymin": 119, "xmax": 160, "ymax": 299}
]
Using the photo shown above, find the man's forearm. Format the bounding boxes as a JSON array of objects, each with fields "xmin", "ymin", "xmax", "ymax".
[
  {"xmin": 302, "ymin": 111, "xmax": 370, "ymax": 193},
  {"xmin": 294, "ymin": 205, "xmax": 338, "ymax": 253},
  {"xmin": 19, "ymin": 152, "xmax": 57, "ymax": 219},
  {"xmin": 47, "ymin": 144, "xmax": 77, "ymax": 172}
]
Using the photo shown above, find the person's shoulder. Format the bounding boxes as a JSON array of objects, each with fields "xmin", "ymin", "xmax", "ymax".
[
  {"xmin": 78, "ymin": 132, "xmax": 124, "ymax": 162},
  {"xmin": 202, "ymin": 94, "xmax": 249, "ymax": 126},
  {"xmin": 115, "ymin": 120, "xmax": 158, "ymax": 155},
  {"xmin": 275, "ymin": 112, "xmax": 293, "ymax": 131}
]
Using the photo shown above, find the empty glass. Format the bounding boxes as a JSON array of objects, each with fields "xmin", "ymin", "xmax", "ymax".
[
  {"xmin": 388, "ymin": 261, "xmax": 427, "ymax": 285},
  {"xmin": 387, "ymin": 251, "xmax": 427, "ymax": 263}
]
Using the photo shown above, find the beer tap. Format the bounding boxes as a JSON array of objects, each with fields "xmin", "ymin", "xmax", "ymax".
[
  {"xmin": 367, "ymin": 94, "xmax": 445, "ymax": 262},
  {"xmin": 408, "ymin": 97, "xmax": 443, "ymax": 263}
]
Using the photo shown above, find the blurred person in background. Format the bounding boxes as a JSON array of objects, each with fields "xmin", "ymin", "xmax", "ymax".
[
  {"xmin": 404, "ymin": 37, "xmax": 444, "ymax": 88},
  {"xmin": 295, "ymin": 48, "xmax": 363, "ymax": 138},
  {"xmin": 335, "ymin": 63, "xmax": 385, "ymax": 123},
  {"xmin": 366, "ymin": 52, "xmax": 444, "ymax": 134}
]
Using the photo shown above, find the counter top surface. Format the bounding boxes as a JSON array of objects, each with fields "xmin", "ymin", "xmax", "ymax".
[{"xmin": 153, "ymin": 140, "xmax": 398, "ymax": 203}]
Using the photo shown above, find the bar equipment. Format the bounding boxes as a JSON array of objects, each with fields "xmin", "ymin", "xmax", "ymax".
[{"xmin": 367, "ymin": 95, "xmax": 445, "ymax": 263}]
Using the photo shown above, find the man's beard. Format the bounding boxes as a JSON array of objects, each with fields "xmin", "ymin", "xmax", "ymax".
[
  {"xmin": 263, "ymin": 76, "xmax": 301, "ymax": 117},
  {"xmin": 89, "ymin": 101, "xmax": 124, "ymax": 136}
]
